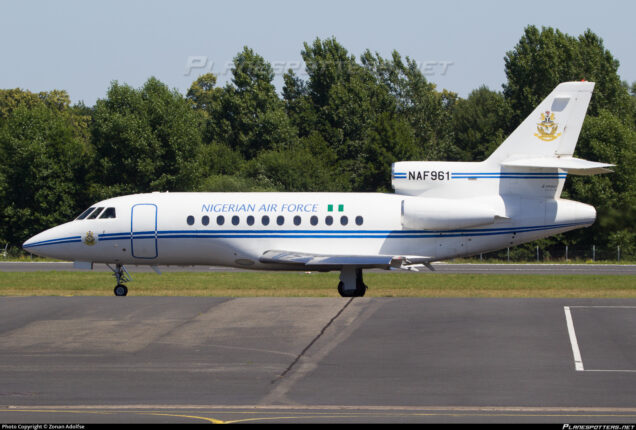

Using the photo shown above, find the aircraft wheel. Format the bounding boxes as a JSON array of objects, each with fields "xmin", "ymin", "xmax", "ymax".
[
  {"xmin": 338, "ymin": 281, "xmax": 354, "ymax": 297},
  {"xmin": 114, "ymin": 284, "xmax": 128, "ymax": 297},
  {"xmin": 338, "ymin": 281, "xmax": 366, "ymax": 297},
  {"xmin": 355, "ymin": 282, "xmax": 367, "ymax": 297}
]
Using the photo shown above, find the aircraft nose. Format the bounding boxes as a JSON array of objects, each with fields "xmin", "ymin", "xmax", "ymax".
[
  {"xmin": 22, "ymin": 236, "xmax": 34, "ymax": 250},
  {"xmin": 21, "ymin": 225, "xmax": 80, "ymax": 259},
  {"xmin": 22, "ymin": 230, "xmax": 50, "ymax": 255}
]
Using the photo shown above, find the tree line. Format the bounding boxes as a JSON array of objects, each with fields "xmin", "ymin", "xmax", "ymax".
[{"xmin": 1, "ymin": 25, "xmax": 635, "ymax": 258}]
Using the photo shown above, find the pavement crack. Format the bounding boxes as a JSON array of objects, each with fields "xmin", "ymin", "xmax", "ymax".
[{"xmin": 271, "ymin": 298, "xmax": 355, "ymax": 384}]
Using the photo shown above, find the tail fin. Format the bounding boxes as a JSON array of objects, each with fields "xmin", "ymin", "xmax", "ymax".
[
  {"xmin": 487, "ymin": 81, "xmax": 595, "ymax": 164},
  {"xmin": 391, "ymin": 82, "xmax": 612, "ymax": 198}
]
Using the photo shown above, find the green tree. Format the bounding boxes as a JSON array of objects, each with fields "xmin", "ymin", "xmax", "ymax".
[
  {"xmin": 282, "ymin": 39, "xmax": 464, "ymax": 191},
  {"xmin": 244, "ymin": 144, "xmax": 340, "ymax": 192},
  {"xmin": 357, "ymin": 112, "xmax": 418, "ymax": 191},
  {"xmin": 204, "ymin": 48, "xmax": 297, "ymax": 159},
  {"xmin": 451, "ymin": 86, "xmax": 512, "ymax": 161},
  {"xmin": 298, "ymin": 38, "xmax": 395, "ymax": 162},
  {"xmin": 90, "ymin": 77, "xmax": 204, "ymax": 198},
  {"xmin": 563, "ymin": 110, "xmax": 636, "ymax": 254},
  {"xmin": 361, "ymin": 50, "xmax": 459, "ymax": 161},
  {"xmin": 186, "ymin": 73, "xmax": 224, "ymax": 144},
  {"xmin": 503, "ymin": 26, "xmax": 631, "ymax": 127},
  {"xmin": 0, "ymin": 90, "xmax": 92, "ymax": 247}
]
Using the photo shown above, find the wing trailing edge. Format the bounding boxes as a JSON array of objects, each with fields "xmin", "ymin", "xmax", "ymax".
[{"xmin": 259, "ymin": 250, "xmax": 432, "ymax": 270}]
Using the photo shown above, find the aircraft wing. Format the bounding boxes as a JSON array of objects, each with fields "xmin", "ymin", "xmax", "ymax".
[{"xmin": 259, "ymin": 250, "xmax": 432, "ymax": 270}]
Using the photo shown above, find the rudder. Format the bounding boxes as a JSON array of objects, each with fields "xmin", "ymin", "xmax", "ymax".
[{"xmin": 487, "ymin": 81, "xmax": 595, "ymax": 163}]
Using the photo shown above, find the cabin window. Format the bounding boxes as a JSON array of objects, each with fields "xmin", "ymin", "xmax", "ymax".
[
  {"xmin": 99, "ymin": 207, "xmax": 117, "ymax": 219},
  {"xmin": 277, "ymin": 215, "xmax": 285, "ymax": 226},
  {"xmin": 202, "ymin": 215, "xmax": 210, "ymax": 226},
  {"xmin": 340, "ymin": 216, "xmax": 348, "ymax": 226},
  {"xmin": 87, "ymin": 207, "xmax": 104, "ymax": 219},
  {"xmin": 262, "ymin": 215, "xmax": 270, "ymax": 226},
  {"xmin": 310, "ymin": 215, "xmax": 318, "ymax": 226},
  {"xmin": 232, "ymin": 215, "xmax": 240, "ymax": 226},
  {"xmin": 355, "ymin": 216, "xmax": 363, "ymax": 226},
  {"xmin": 76, "ymin": 207, "xmax": 95, "ymax": 220},
  {"xmin": 293, "ymin": 215, "xmax": 301, "ymax": 226},
  {"xmin": 247, "ymin": 215, "xmax": 255, "ymax": 226},
  {"xmin": 217, "ymin": 215, "xmax": 225, "ymax": 226},
  {"xmin": 325, "ymin": 215, "xmax": 333, "ymax": 226},
  {"xmin": 187, "ymin": 215, "xmax": 195, "ymax": 226}
]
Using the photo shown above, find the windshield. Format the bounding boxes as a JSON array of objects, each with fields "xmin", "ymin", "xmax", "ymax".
[
  {"xmin": 87, "ymin": 207, "xmax": 104, "ymax": 219},
  {"xmin": 99, "ymin": 207, "xmax": 116, "ymax": 219},
  {"xmin": 75, "ymin": 206, "xmax": 118, "ymax": 220},
  {"xmin": 75, "ymin": 207, "xmax": 95, "ymax": 220}
]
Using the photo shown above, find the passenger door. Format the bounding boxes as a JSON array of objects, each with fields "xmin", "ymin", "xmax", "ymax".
[{"xmin": 131, "ymin": 204, "xmax": 158, "ymax": 259}]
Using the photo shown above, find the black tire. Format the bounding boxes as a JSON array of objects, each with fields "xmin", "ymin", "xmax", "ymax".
[
  {"xmin": 354, "ymin": 269, "xmax": 367, "ymax": 297},
  {"xmin": 338, "ymin": 281, "xmax": 366, "ymax": 297},
  {"xmin": 114, "ymin": 284, "xmax": 128, "ymax": 297},
  {"xmin": 355, "ymin": 283, "xmax": 367, "ymax": 297},
  {"xmin": 338, "ymin": 281, "xmax": 354, "ymax": 297}
]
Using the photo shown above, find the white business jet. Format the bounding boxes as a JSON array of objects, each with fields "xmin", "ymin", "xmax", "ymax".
[{"xmin": 23, "ymin": 82, "xmax": 612, "ymax": 297}]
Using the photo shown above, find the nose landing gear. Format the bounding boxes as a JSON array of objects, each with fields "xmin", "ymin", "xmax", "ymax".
[{"xmin": 107, "ymin": 263, "xmax": 131, "ymax": 296}]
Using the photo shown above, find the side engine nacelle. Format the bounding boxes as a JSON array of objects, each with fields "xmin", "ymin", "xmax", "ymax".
[{"xmin": 401, "ymin": 197, "xmax": 501, "ymax": 231}]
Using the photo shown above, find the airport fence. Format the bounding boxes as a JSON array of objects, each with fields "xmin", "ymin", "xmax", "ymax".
[{"xmin": 465, "ymin": 244, "xmax": 635, "ymax": 263}]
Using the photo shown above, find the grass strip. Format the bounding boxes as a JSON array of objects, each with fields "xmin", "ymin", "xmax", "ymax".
[{"xmin": 0, "ymin": 271, "xmax": 635, "ymax": 298}]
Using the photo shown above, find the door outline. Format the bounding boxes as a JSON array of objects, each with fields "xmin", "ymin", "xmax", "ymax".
[{"xmin": 131, "ymin": 203, "xmax": 158, "ymax": 259}]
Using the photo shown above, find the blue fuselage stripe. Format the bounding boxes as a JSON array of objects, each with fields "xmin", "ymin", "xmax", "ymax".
[{"xmin": 25, "ymin": 222, "xmax": 586, "ymax": 248}]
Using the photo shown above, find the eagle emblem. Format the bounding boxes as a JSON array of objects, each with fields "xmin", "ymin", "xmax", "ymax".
[
  {"xmin": 534, "ymin": 111, "xmax": 562, "ymax": 142},
  {"xmin": 83, "ymin": 231, "xmax": 97, "ymax": 246}
]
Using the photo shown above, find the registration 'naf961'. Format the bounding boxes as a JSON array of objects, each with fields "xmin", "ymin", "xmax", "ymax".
[
  {"xmin": 407, "ymin": 170, "xmax": 451, "ymax": 181},
  {"xmin": 392, "ymin": 162, "xmax": 455, "ymax": 184}
]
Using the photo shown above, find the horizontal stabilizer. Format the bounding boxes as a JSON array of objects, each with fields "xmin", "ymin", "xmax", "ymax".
[
  {"xmin": 501, "ymin": 157, "xmax": 614, "ymax": 175},
  {"xmin": 260, "ymin": 250, "xmax": 431, "ymax": 269}
]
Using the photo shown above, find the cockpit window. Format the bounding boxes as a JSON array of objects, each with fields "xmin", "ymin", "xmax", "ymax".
[
  {"xmin": 99, "ymin": 207, "xmax": 116, "ymax": 219},
  {"xmin": 87, "ymin": 207, "xmax": 104, "ymax": 219},
  {"xmin": 76, "ymin": 207, "xmax": 95, "ymax": 220}
]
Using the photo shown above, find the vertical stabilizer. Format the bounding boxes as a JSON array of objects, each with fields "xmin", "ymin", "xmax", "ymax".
[
  {"xmin": 391, "ymin": 81, "xmax": 611, "ymax": 199},
  {"xmin": 487, "ymin": 81, "xmax": 594, "ymax": 164}
]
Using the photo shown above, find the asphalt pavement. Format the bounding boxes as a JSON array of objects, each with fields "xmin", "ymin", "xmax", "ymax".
[{"xmin": 1, "ymin": 296, "xmax": 636, "ymax": 423}]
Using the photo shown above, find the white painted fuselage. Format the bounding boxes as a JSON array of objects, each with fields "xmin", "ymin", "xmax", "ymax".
[{"xmin": 23, "ymin": 190, "xmax": 595, "ymax": 268}]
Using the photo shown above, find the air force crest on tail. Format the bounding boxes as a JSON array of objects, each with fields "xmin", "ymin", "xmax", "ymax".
[
  {"xmin": 534, "ymin": 110, "xmax": 562, "ymax": 142},
  {"xmin": 83, "ymin": 231, "xmax": 97, "ymax": 246}
]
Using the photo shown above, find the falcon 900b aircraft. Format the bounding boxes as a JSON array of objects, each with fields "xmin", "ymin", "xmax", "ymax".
[{"xmin": 23, "ymin": 82, "xmax": 612, "ymax": 297}]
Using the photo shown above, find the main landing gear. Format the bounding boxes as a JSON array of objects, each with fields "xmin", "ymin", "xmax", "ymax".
[
  {"xmin": 337, "ymin": 267, "xmax": 367, "ymax": 297},
  {"xmin": 107, "ymin": 263, "xmax": 131, "ymax": 296}
]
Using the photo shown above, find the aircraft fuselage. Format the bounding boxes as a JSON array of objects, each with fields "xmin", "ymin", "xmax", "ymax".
[{"xmin": 23, "ymin": 191, "xmax": 594, "ymax": 268}]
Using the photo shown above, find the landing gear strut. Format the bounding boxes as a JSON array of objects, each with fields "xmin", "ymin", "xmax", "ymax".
[
  {"xmin": 337, "ymin": 267, "xmax": 367, "ymax": 297},
  {"xmin": 107, "ymin": 263, "xmax": 131, "ymax": 296}
]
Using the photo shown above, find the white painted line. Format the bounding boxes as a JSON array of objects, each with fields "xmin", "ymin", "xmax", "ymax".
[
  {"xmin": 565, "ymin": 306, "xmax": 636, "ymax": 373},
  {"xmin": 568, "ymin": 306, "xmax": 636, "ymax": 309},
  {"xmin": 564, "ymin": 306, "xmax": 584, "ymax": 371}
]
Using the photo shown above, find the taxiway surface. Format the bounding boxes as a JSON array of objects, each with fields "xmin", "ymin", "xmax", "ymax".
[{"xmin": 1, "ymin": 297, "xmax": 636, "ymax": 423}]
